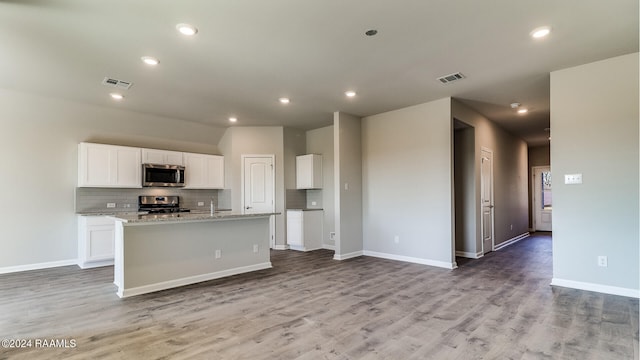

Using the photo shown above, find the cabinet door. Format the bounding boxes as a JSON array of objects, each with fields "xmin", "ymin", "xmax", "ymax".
[
  {"xmin": 206, "ymin": 155, "xmax": 225, "ymax": 188},
  {"xmin": 184, "ymin": 153, "xmax": 206, "ymax": 188},
  {"xmin": 184, "ymin": 153, "xmax": 224, "ymax": 189},
  {"xmin": 165, "ymin": 152, "xmax": 184, "ymax": 166},
  {"xmin": 142, "ymin": 149, "xmax": 165, "ymax": 165},
  {"xmin": 142, "ymin": 149, "xmax": 184, "ymax": 165},
  {"xmin": 78, "ymin": 216, "xmax": 115, "ymax": 268},
  {"xmin": 296, "ymin": 156, "xmax": 312, "ymax": 189},
  {"xmin": 287, "ymin": 211, "xmax": 303, "ymax": 246},
  {"xmin": 87, "ymin": 225, "xmax": 115, "ymax": 261},
  {"xmin": 114, "ymin": 147, "xmax": 142, "ymax": 187},
  {"xmin": 80, "ymin": 143, "xmax": 111, "ymax": 186}
]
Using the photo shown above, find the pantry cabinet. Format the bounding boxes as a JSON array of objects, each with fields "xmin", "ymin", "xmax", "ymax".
[
  {"xmin": 78, "ymin": 142, "xmax": 141, "ymax": 188},
  {"xmin": 183, "ymin": 153, "xmax": 225, "ymax": 189},
  {"xmin": 141, "ymin": 148, "xmax": 184, "ymax": 165},
  {"xmin": 77, "ymin": 215, "xmax": 115, "ymax": 268},
  {"xmin": 296, "ymin": 154, "xmax": 322, "ymax": 189}
]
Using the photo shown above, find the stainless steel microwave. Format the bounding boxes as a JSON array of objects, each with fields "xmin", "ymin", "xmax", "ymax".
[{"xmin": 142, "ymin": 164, "xmax": 185, "ymax": 187}]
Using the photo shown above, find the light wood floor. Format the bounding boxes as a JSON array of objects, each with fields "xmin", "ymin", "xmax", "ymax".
[{"xmin": 0, "ymin": 233, "xmax": 638, "ymax": 359}]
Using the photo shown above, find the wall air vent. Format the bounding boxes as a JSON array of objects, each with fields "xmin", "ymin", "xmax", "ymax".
[
  {"xmin": 102, "ymin": 77, "xmax": 133, "ymax": 90},
  {"xmin": 437, "ymin": 72, "xmax": 465, "ymax": 84}
]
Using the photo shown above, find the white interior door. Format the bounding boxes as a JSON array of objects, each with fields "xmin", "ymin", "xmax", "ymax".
[
  {"xmin": 480, "ymin": 149, "xmax": 495, "ymax": 254},
  {"xmin": 243, "ymin": 156, "xmax": 274, "ymax": 214},
  {"xmin": 533, "ymin": 166, "xmax": 552, "ymax": 231},
  {"xmin": 242, "ymin": 155, "xmax": 275, "ymax": 248}
]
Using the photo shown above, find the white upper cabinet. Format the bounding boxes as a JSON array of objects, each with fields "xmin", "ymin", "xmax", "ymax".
[
  {"xmin": 141, "ymin": 148, "xmax": 184, "ymax": 165},
  {"xmin": 296, "ymin": 154, "xmax": 322, "ymax": 189},
  {"xmin": 183, "ymin": 152, "xmax": 225, "ymax": 189},
  {"xmin": 78, "ymin": 142, "xmax": 141, "ymax": 188}
]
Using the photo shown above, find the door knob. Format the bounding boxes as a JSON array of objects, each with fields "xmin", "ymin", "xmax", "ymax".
[{"xmin": 246, "ymin": 206, "xmax": 252, "ymax": 209}]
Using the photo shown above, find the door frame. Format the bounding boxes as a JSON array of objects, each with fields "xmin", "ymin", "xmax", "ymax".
[
  {"xmin": 241, "ymin": 154, "xmax": 276, "ymax": 248},
  {"xmin": 480, "ymin": 147, "xmax": 495, "ymax": 254},
  {"xmin": 531, "ymin": 165, "xmax": 551, "ymax": 231}
]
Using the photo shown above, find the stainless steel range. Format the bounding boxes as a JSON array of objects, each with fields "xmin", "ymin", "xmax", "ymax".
[{"xmin": 138, "ymin": 196, "xmax": 191, "ymax": 214}]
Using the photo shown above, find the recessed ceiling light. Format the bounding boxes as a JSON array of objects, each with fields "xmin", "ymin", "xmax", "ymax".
[
  {"xmin": 176, "ymin": 23, "xmax": 198, "ymax": 36},
  {"xmin": 229, "ymin": 117, "xmax": 238, "ymax": 123},
  {"xmin": 279, "ymin": 97, "xmax": 290, "ymax": 104},
  {"xmin": 141, "ymin": 56, "xmax": 160, "ymax": 66},
  {"xmin": 530, "ymin": 26, "xmax": 551, "ymax": 39},
  {"xmin": 110, "ymin": 93, "xmax": 124, "ymax": 100},
  {"xmin": 345, "ymin": 91, "xmax": 357, "ymax": 97},
  {"xmin": 517, "ymin": 108, "xmax": 529, "ymax": 114}
]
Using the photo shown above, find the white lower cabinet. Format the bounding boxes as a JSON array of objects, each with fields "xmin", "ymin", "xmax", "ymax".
[
  {"xmin": 286, "ymin": 210, "xmax": 323, "ymax": 251},
  {"xmin": 78, "ymin": 216, "xmax": 115, "ymax": 268}
]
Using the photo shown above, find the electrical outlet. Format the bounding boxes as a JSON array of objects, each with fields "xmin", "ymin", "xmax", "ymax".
[
  {"xmin": 510, "ymin": 224, "xmax": 513, "ymax": 230},
  {"xmin": 311, "ymin": 201, "xmax": 317, "ymax": 206},
  {"xmin": 106, "ymin": 203, "xmax": 116, "ymax": 208},
  {"xmin": 123, "ymin": 204, "xmax": 131, "ymax": 208},
  {"xmin": 329, "ymin": 232, "xmax": 336, "ymax": 240},
  {"xmin": 198, "ymin": 201, "xmax": 205, "ymax": 206},
  {"xmin": 253, "ymin": 244, "xmax": 259, "ymax": 253},
  {"xmin": 598, "ymin": 256, "xmax": 607, "ymax": 267},
  {"xmin": 215, "ymin": 250, "xmax": 221, "ymax": 259},
  {"xmin": 394, "ymin": 235, "xmax": 400, "ymax": 244}
]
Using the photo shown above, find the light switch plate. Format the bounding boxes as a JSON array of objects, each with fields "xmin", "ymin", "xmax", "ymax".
[{"xmin": 564, "ymin": 174, "xmax": 583, "ymax": 185}]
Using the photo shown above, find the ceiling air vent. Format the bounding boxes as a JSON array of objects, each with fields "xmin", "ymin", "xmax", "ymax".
[
  {"xmin": 102, "ymin": 77, "xmax": 133, "ymax": 90},
  {"xmin": 437, "ymin": 72, "xmax": 465, "ymax": 84}
]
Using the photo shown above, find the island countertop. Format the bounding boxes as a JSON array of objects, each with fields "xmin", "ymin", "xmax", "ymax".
[{"xmin": 110, "ymin": 211, "xmax": 278, "ymax": 225}]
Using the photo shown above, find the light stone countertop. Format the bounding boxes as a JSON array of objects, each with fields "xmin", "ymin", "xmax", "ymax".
[
  {"xmin": 286, "ymin": 208, "xmax": 324, "ymax": 211},
  {"xmin": 109, "ymin": 211, "xmax": 278, "ymax": 225},
  {"xmin": 77, "ymin": 211, "xmax": 148, "ymax": 216}
]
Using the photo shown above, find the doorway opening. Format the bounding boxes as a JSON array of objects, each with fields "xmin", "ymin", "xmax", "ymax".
[
  {"xmin": 532, "ymin": 166, "xmax": 552, "ymax": 231},
  {"xmin": 453, "ymin": 119, "xmax": 480, "ymax": 259}
]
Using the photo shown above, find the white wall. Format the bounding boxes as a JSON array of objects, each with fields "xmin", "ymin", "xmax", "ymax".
[
  {"xmin": 550, "ymin": 53, "xmax": 639, "ymax": 297},
  {"xmin": 217, "ymin": 126, "xmax": 286, "ymax": 247},
  {"xmin": 306, "ymin": 125, "xmax": 335, "ymax": 247},
  {"xmin": 334, "ymin": 112, "xmax": 363, "ymax": 259},
  {"xmin": 361, "ymin": 98, "xmax": 456, "ymax": 268},
  {"xmin": 452, "ymin": 100, "xmax": 529, "ymax": 251},
  {"xmin": 0, "ymin": 88, "xmax": 225, "ymax": 270}
]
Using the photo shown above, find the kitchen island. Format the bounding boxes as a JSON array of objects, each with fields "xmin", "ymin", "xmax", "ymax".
[{"xmin": 110, "ymin": 212, "xmax": 276, "ymax": 298}]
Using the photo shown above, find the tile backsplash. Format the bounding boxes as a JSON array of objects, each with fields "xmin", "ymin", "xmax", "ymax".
[
  {"xmin": 285, "ymin": 189, "xmax": 306, "ymax": 209},
  {"xmin": 76, "ymin": 187, "xmax": 230, "ymax": 212}
]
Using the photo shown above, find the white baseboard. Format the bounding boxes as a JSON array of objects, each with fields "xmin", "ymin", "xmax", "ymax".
[
  {"xmin": 364, "ymin": 250, "xmax": 457, "ymax": 270},
  {"xmin": 322, "ymin": 244, "xmax": 336, "ymax": 251},
  {"xmin": 333, "ymin": 250, "xmax": 363, "ymax": 261},
  {"xmin": 78, "ymin": 260, "xmax": 114, "ymax": 269},
  {"xmin": 0, "ymin": 259, "xmax": 78, "ymax": 274},
  {"xmin": 551, "ymin": 278, "xmax": 640, "ymax": 299},
  {"xmin": 455, "ymin": 251, "xmax": 483, "ymax": 259},
  {"xmin": 494, "ymin": 232, "xmax": 530, "ymax": 251},
  {"xmin": 118, "ymin": 262, "xmax": 273, "ymax": 298},
  {"xmin": 272, "ymin": 244, "xmax": 290, "ymax": 250}
]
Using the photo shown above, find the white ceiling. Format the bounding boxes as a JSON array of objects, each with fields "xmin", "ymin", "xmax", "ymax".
[{"xmin": 1, "ymin": 0, "xmax": 637, "ymax": 146}]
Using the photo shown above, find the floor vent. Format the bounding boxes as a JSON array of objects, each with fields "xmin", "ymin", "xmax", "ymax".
[
  {"xmin": 102, "ymin": 77, "xmax": 133, "ymax": 90},
  {"xmin": 437, "ymin": 72, "xmax": 465, "ymax": 84}
]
